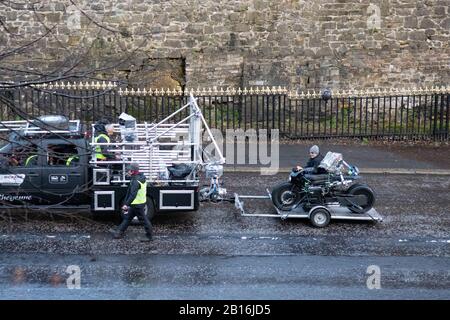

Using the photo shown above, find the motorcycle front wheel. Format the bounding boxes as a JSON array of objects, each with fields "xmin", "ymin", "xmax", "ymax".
[{"xmin": 271, "ymin": 182, "xmax": 301, "ymax": 211}]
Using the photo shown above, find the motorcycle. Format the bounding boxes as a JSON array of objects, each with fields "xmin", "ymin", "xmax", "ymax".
[
  {"xmin": 271, "ymin": 152, "xmax": 375, "ymax": 214},
  {"xmin": 199, "ymin": 163, "xmax": 228, "ymax": 202}
]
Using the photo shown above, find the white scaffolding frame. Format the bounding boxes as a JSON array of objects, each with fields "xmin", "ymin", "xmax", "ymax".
[{"xmin": 90, "ymin": 94, "xmax": 225, "ymax": 185}]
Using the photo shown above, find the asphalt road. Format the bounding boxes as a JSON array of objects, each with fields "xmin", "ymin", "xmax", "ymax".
[
  {"xmin": 1, "ymin": 254, "xmax": 449, "ymax": 299},
  {"xmin": 223, "ymin": 141, "xmax": 450, "ymax": 170},
  {"xmin": 0, "ymin": 173, "xmax": 449, "ymax": 299}
]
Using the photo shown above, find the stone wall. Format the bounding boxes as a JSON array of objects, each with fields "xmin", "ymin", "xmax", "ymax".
[{"xmin": 0, "ymin": 0, "xmax": 449, "ymax": 90}]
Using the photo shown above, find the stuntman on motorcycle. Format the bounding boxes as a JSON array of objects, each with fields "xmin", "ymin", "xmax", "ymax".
[{"xmin": 296, "ymin": 145, "xmax": 327, "ymax": 174}]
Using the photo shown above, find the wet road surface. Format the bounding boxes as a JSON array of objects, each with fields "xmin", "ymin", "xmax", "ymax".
[
  {"xmin": 0, "ymin": 173, "xmax": 449, "ymax": 299},
  {"xmin": 224, "ymin": 141, "xmax": 450, "ymax": 170},
  {"xmin": 1, "ymin": 254, "xmax": 449, "ymax": 299}
]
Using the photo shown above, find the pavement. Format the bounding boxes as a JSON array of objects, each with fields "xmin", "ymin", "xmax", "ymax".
[{"xmin": 223, "ymin": 141, "xmax": 450, "ymax": 174}]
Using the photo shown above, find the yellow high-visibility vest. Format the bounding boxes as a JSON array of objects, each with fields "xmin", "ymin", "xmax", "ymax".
[
  {"xmin": 94, "ymin": 134, "xmax": 110, "ymax": 160},
  {"xmin": 25, "ymin": 155, "xmax": 38, "ymax": 166},
  {"xmin": 66, "ymin": 155, "xmax": 79, "ymax": 166},
  {"xmin": 131, "ymin": 181, "xmax": 147, "ymax": 205}
]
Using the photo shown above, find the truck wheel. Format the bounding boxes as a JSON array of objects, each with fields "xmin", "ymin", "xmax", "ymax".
[
  {"xmin": 112, "ymin": 211, "xmax": 122, "ymax": 225},
  {"xmin": 92, "ymin": 213, "xmax": 111, "ymax": 222},
  {"xmin": 144, "ymin": 197, "xmax": 156, "ymax": 221},
  {"xmin": 310, "ymin": 207, "xmax": 331, "ymax": 228},
  {"xmin": 114, "ymin": 198, "xmax": 156, "ymax": 224}
]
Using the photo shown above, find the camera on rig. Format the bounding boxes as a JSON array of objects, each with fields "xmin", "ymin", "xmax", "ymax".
[{"xmin": 118, "ymin": 113, "xmax": 137, "ymax": 142}]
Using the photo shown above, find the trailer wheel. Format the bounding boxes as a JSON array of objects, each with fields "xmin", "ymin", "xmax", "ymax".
[{"xmin": 310, "ymin": 207, "xmax": 331, "ymax": 228}]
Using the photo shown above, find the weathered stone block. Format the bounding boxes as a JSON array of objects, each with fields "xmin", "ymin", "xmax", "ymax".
[
  {"xmin": 322, "ymin": 22, "xmax": 337, "ymax": 29},
  {"xmin": 420, "ymin": 18, "xmax": 437, "ymax": 29},
  {"xmin": 396, "ymin": 31, "xmax": 408, "ymax": 41},
  {"xmin": 229, "ymin": 12, "xmax": 241, "ymax": 22},
  {"xmin": 416, "ymin": 7, "xmax": 430, "ymax": 16},
  {"xmin": 54, "ymin": 3, "xmax": 65, "ymax": 11},
  {"xmin": 404, "ymin": 16, "xmax": 418, "ymax": 28},
  {"xmin": 351, "ymin": 21, "xmax": 365, "ymax": 29},
  {"xmin": 67, "ymin": 35, "xmax": 81, "ymax": 46},
  {"xmin": 338, "ymin": 33, "xmax": 355, "ymax": 41},
  {"xmin": 6, "ymin": 11, "xmax": 17, "ymax": 21},
  {"xmin": 233, "ymin": 23, "xmax": 250, "ymax": 33},
  {"xmin": 409, "ymin": 31, "xmax": 427, "ymax": 41},
  {"xmin": 253, "ymin": 0, "xmax": 267, "ymax": 11},
  {"xmin": 91, "ymin": 4, "xmax": 104, "ymax": 11},
  {"xmin": 45, "ymin": 12, "xmax": 62, "ymax": 23},
  {"xmin": 151, "ymin": 25, "xmax": 163, "ymax": 34},
  {"xmin": 316, "ymin": 46, "xmax": 333, "ymax": 57},
  {"xmin": 213, "ymin": 25, "xmax": 227, "ymax": 33},
  {"xmin": 156, "ymin": 14, "xmax": 170, "ymax": 26},
  {"xmin": 441, "ymin": 18, "xmax": 450, "ymax": 29},
  {"xmin": 277, "ymin": 24, "xmax": 289, "ymax": 34},
  {"xmin": 185, "ymin": 24, "xmax": 203, "ymax": 34},
  {"xmin": 164, "ymin": 40, "xmax": 182, "ymax": 48},
  {"xmin": 167, "ymin": 24, "xmax": 181, "ymax": 32},
  {"xmin": 425, "ymin": 29, "xmax": 435, "ymax": 37},
  {"xmin": 433, "ymin": 6, "xmax": 446, "ymax": 16},
  {"xmin": 203, "ymin": 25, "xmax": 214, "ymax": 34}
]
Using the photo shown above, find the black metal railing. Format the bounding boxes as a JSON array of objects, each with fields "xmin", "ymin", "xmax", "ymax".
[{"xmin": 0, "ymin": 83, "xmax": 448, "ymax": 140}]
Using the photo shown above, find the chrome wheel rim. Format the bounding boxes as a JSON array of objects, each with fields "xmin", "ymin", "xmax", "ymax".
[
  {"xmin": 280, "ymin": 190, "xmax": 295, "ymax": 205},
  {"xmin": 314, "ymin": 212, "xmax": 327, "ymax": 225}
]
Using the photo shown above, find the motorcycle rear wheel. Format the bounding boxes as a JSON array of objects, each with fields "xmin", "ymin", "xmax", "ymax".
[{"xmin": 346, "ymin": 184, "xmax": 375, "ymax": 213}]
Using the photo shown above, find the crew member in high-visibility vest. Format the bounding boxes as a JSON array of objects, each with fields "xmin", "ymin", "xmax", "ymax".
[
  {"xmin": 111, "ymin": 163, "xmax": 153, "ymax": 240},
  {"xmin": 94, "ymin": 123, "xmax": 115, "ymax": 161},
  {"xmin": 25, "ymin": 154, "xmax": 38, "ymax": 166},
  {"xmin": 66, "ymin": 155, "xmax": 79, "ymax": 166}
]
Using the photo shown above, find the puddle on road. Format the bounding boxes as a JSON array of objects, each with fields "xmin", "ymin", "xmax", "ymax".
[{"xmin": 1, "ymin": 262, "xmax": 163, "ymax": 291}]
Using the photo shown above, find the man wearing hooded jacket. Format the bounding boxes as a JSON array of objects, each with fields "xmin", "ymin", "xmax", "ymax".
[
  {"xmin": 112, "ymin": 163, "xmax": 153, "ymax": 240},
  {"xmin": 296, "ymin": 145, "xmax": 326, "ymax": 174}
]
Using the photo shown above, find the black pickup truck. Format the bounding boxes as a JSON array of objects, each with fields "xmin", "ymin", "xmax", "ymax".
[{"xmin": 0, "ymin": 116, "xmax": 200, "ymax": 220}]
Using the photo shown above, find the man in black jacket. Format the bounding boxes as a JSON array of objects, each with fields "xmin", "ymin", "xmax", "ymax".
[
  {"xmin": 111, "ymin": 163, "xmax": 153, "ymax": 240},
  {"xmin": 296, "ymin": 145, "xmax": 326, "ymax": 174}
]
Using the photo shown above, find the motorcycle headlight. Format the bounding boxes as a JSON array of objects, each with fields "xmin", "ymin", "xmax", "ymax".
[{"xmin": 288, "ymin": 176, "xmax": 292, "ymax": 182}]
